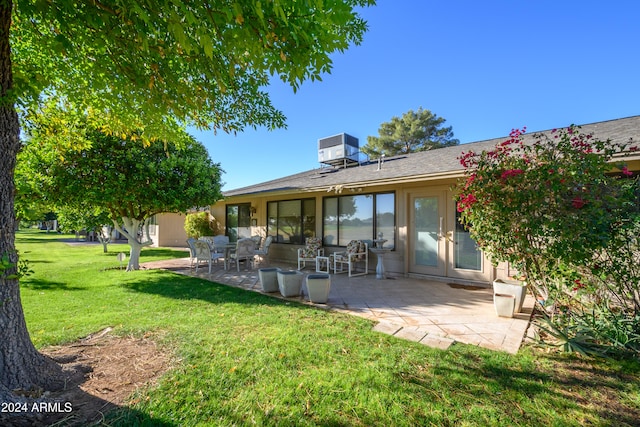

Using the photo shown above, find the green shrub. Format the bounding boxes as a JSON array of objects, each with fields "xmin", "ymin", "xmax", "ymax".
[
  {"xmin": 455, "ymin": 125, "xmax": 640, "ymax": 356},
  {"xmin": 184, "ymin": 211, "xmax": 215, "ymax": 238}
]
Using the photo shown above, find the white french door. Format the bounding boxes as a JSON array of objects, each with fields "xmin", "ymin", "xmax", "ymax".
[{"xmin": 409, "ymin": 191, "xmax": 491, "ymax": 282}]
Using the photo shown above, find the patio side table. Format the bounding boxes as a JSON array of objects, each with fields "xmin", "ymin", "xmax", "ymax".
[{"xmin": 315, "ymin": 255, "xmax": 330, "ymax": 273}]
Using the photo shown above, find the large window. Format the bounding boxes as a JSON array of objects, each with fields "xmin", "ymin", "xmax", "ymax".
[
  {"xmin": 267, "ymin": 199, "xmax": 316, "ymax": 244},
  {"xmin": 226, "ymin": 203, "xmax": 251, "ymax": 242},
  {"xmin": 323, "ymin": 192, "xmax": 395, "ymax": 248}
]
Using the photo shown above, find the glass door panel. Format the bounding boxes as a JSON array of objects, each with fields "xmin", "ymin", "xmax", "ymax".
[
  {"xmin": 447, "ymin": 195, "xmax": 492, "ymax": 282},
  {"xmin": 410, "ymin": 194, "xmax": 445, "ymax": 276},
  {"xmin": 454, "ymin": 210, "xmax": 482, "ymax": 270}
]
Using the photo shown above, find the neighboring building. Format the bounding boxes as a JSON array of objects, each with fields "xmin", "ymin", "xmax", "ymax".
[
  {"xmin": 148, "ymin": 212, "xmax": 189, "ymax": 248},
  {"xmin": 208, "ymin": 116, "xmax": 640, "ymax": 285}
]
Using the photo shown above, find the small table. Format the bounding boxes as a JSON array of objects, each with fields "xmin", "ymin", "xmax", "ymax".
[
  {"xmin": 369, "ymin": 247, "xmax": 391, "ymax": 279},
  {"xmin": 315, "ymin": 256, "xmax": 330, "ymax": 273},
  {"xmin": 216, "ymin": 243, "xmax": 237, "ymax": 270}
]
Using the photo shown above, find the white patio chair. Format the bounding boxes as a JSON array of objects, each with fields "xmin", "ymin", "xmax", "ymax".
[
  {"xmin": 297, "ymin": 237, "xmax": 323, "ymax": 270},
  {"xmin": 332, "ymin": 240, "xmax": 368, "ymax": 277},
  {"xmin": 254, "ymin": 235, "xmax": 274, "ymax": 266},
  {"xmin": 186, "ymin": 237, "xmax": 197, "ymax": 268},
  {"xmin": 193, "ymin": 240, "xmax": 217, "ymax": 274},
  {"xmin": 229, "ymin": 238, "xmax": 256, "ymax": 271}
]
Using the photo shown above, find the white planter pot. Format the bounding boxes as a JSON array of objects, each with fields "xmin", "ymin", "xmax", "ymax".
[
  {"xmin": 493, "ymin": 279, "xmax": 528, "ymax": 313},
  {"xmin": 494, "ymin": 293, "xmax": 515, "ymax": 317},
  {"xmin": 258, "ymin": 268, "xmax": 280, "ymax": 293},
  {"xmin": 277, "ymin": 271, "xmax": 304, "ymax": 297},
  {"xmin": 306, "ymin": 273, "xmax": 331, "ymax": 304}
]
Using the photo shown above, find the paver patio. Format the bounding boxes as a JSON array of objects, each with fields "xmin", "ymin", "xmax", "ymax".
[{"xmin": 144, "ymin": 257, "xmax": 534, "ymax": 354}]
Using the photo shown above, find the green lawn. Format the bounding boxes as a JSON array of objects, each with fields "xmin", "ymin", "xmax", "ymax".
[{"xmin": 17, "ymin": 230, "xmax": 640, "ymax": 426}]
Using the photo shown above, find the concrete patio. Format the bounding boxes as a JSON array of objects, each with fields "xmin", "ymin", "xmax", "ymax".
[{"xmin": 144, "ymin": 257, "xmax": 535, "ymax": 354}]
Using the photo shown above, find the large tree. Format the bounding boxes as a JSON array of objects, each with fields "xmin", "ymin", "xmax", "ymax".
[
  {"xmin": 19, "ymin": 120, "xmax": 221, "ymax": 270},
  {"xmin": 0, "ymin": 0, "xmax": 373, "ymax": 410},
  {"xmin": 361, "ymin": 107, "xmax": 459, "ymax": 158}
]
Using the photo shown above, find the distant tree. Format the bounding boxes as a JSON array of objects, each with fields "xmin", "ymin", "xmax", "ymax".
[
  {"xmin": 55, "ymin": 205, "xmax": 113, "ymax": 252},
  {"xmin": 362, "ymin": 107, "xmax": 459, "ymax": 158},
  {"xmin": 20, "ymin": 123, "xmax": 223, "ymax": 271}
]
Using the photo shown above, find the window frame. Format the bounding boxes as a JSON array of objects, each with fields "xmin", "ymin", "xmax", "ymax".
[
  {"xmin": 266, "ymin": 198, "xmax": 316, "ymax": 244},
  {"xmin": 322, "ymin": 191, "xmax": 396, "ymax": 249}
]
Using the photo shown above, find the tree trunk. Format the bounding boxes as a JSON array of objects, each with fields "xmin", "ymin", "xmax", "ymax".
[
  {"xmin": 112, "ymin": 217, "xmax": 152, "ymax": 271},
  {"xmin": 0, "ymin": 0, "xmax": 65, "ymax": 402}
]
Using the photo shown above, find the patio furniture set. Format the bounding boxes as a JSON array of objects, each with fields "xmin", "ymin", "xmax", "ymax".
[
  {"xmin": 188, "ymin": 236, "xmax": 388, "ymax": 304},
  {"xmin": 297, "ymin": 237, "xmax": 370, "ymax": 278},
  {"xmin": 187, "ymin": 235, "xmax": 273, "ymax": 273},
  {"xmin": 257, "ymin": 237, "xmax": 375, "ymax": 304}
]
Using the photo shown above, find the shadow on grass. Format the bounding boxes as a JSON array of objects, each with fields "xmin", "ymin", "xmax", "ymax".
[
  {"xmin": 394, "ymin": 349, "xmax": 640, "ymax": 426},
  {"xmin": 104, "ymin": 408, "xmax": 178, "ymax": 426},
  {"xmin": 121, "ymin": 271, "xmax": 287, "ymax": 308},
  {"xmin": 22, "ymin": 278, "xmax": 87, "ymax": 291}
]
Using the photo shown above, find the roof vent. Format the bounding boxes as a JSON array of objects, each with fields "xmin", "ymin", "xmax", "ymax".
[{"xmin": 318, "ymin": 133, "xmax": 359, "ymax": 168}]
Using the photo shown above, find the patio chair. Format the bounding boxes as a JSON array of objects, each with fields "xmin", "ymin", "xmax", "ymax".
[
  {"xmin": 254, "ymin": 235, "xmax": 274, "ymax": 266},
  {"xmin": 186, "ymin": 237, "xmax": 197, "ymax": 268},
  {"xmin": 297, "ymin": 237, "xmax": 324, "ymax": 270},
  {"xmin": 193, "ymin": 240, "xmax": 218, "ymax": 274},
  {"xmin": 332, "ymin": 240, "xmax": 368, "ymax": 277},
  {"xmin": 199, "ymin": 237, "xmax": 225, "ymax": 265},
  {"xmin": 250, "ymin": 235, "xmax": 262, "ymax": 250},
  {"xmin": 209, "ymin": 235, "xmax": 233, "ymax": 269},
  {"xmin": 229, "ymin": 238, "xmax": 256, "ymax": 271}
]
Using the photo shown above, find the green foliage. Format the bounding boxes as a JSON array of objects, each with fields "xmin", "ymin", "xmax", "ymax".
[
  {"xmin": 184, "ymin": 211, "xmax": 216, "ymax": 238},
  {"xmin": 455, "ymin": 125, "xmax": 640, "ymax": 356},
  {"xmin": 11, "ymin": 1, "xmax": 374, "ymax": 141},
  {"xmin": 362, "ymin": 107, "xmax": 459, "ymax": 158},
  {"xmin": 19, "ymin": 114, "xmax": 224, "ymax": 224},
  {"xmin": 55, "ymin": 205, "xmax": 111, "ymax": 234},
  {"xmin": 0, "ymin": 251, "xmax": 33, "ymax": 280}
]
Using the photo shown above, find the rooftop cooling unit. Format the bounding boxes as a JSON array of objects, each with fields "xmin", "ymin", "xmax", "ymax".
[{"xmin": 318, "ymin": 133, "xmax": 359, "ymax": 168}]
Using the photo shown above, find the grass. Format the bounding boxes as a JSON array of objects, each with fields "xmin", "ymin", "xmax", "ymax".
[{"xmin": 17, "ymin": 229, "xmax": 640, "ymax": 426}]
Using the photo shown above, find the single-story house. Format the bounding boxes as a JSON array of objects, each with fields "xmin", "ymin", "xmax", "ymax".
[{"xmin": 187, "ymin": 116, "xmax": 640, "ymax": 285}]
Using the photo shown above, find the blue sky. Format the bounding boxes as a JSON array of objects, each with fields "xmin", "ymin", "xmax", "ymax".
[{"xmin": 191, "ymin": 0, "xmax": 640, "ymax": 190}]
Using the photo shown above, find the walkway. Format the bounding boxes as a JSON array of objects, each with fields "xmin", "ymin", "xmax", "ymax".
[{"xmin": 143, "ymin": 258, "xmax": 534, "ymax": 354}]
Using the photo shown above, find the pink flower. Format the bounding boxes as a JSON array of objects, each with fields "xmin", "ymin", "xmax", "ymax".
[
  {"xmin": 621, "ymin": 166, "xmax": 633, "ymax": 176},
  {"xmin": 501, "ymin": 169, "xmax": 524, "ymax": 180},
  {"xmin": 457, "ymin": 193, "xmax": 477, "ymax": 212},
  {"xmin": 571, "ymin": 197, "xmax": 585, "ymax": 209}
]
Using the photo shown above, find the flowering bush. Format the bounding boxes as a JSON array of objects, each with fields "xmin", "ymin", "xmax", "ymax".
[{"xmin": 455, "ymin": 125, "xmax": 640, "ymax": 356}]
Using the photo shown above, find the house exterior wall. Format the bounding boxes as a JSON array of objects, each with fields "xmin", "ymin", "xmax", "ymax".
[
  {"xmin": 211, "ymin": 177, "xmax": 513, "ymax": 285},
  {"xmin": 150, "ymin": 212, "xmax": 188, "ymax": 248}
]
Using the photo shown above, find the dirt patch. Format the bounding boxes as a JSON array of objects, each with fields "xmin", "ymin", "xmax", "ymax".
[{"xmin": 4, "ymin": 328, "xmax": 172, "ymax": 426}]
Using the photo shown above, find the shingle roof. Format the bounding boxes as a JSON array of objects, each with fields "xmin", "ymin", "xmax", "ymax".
[{"xmin": 223, "ymin": 116, "xmax": 640, "ymax": 197}]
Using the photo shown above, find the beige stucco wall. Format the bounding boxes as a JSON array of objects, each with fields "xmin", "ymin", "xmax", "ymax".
[
  {"xmin": 211, "ymin": 177, "xmax": 505, "ymax": 285},
  {"xmin": 151, "ymin": 212, "xmax": 188, "ymax": 248}
]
